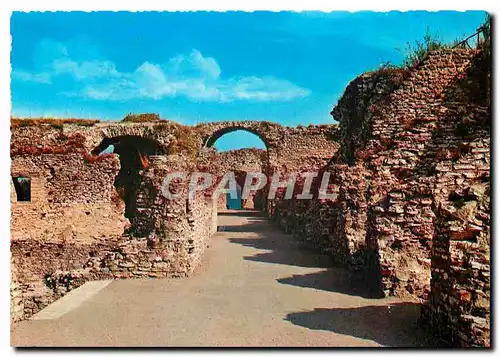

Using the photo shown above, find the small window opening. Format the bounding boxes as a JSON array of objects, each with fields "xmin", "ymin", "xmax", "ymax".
[{"xmin": 12, "ymin": 176, "xmax": 31, "ymax": 202}]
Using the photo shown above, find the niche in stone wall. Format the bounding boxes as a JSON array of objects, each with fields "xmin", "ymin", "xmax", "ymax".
[{"xmin": 12, "ymin": 176, "xmax": 31, "ymax": 202}]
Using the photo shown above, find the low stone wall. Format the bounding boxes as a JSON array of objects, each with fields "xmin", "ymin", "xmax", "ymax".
[
  {"xmin": 10, "ymin": 192, "xmax": 216, "ymax": 322},
  {"xmin": 11, "ymin": 240, "xmax": 110, "ymax": 321}
]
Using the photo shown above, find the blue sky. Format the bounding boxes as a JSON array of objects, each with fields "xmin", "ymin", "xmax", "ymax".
[{"xmin": 10, "ymin": 11, "xmax": 486, "ymax": 151}]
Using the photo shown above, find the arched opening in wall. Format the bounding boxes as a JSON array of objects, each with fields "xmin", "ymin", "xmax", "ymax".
[
  {"xmin": 205, "ymin": 127, "xmax": 269, "ymax": 151},
  {"xmin": 92, "ymin": 136, "xmax": 167, "ymax": 221},
  {"xmin": 207, "ymin": 129, "xmax": 269, "ymax": 212}
]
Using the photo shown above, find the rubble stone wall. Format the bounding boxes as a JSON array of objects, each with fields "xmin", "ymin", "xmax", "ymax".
[
  {"xmin": 353, "ymin": 50, "xmax": 486, "ymax": 299},
  {"xmin": 11, "ymin": 153, "xmax": 127, "ymax": 244},
  {"xmin": 10, "ymin": 127, "xmax": 216, "ymax": 322},
  {"xmin": 266, "ymin": 48, "xmax": 490, "ymax": 347},
  {"xmin": 423, "ymin": 50, "xmax": 490, "ymax": 347}
]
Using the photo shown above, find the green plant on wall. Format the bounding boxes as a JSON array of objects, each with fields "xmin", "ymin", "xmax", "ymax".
[
  {"xmin": 122, "ymin": 113, "xmax": 161, "ymax": 123},
  {"xmin": 399, "ymin": 26, "xmax": 448, "ymax": 69}
]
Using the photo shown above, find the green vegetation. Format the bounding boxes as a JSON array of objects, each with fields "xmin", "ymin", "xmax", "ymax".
[
  {"xmin": 122, "ymin": 113, "xmax": 161, "ymax": 123},
  {"xmin": 375, "ymin": 15, "xmax": 491, "ymax": 81},
  {"xmin": 399, "ymin": 26, "xmax": 449, "ymax": 69},
  {"xmin": 377, "ymin": 26, "xmax": 449, "ymax": 72},
  {"xmin": 168, "ymin": 123, "xmax": 199, "ymax": 158}
]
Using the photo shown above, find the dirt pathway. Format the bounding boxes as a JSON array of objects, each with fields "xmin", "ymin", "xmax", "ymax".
[{"xmin": 11, "ymin": 210, "xmax": 431, "ymax": 347}]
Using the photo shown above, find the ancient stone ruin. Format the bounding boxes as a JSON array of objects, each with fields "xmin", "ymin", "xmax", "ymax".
[{"xmin": 10, "ymin": 47, "xmax": 490, "ymax": 347}]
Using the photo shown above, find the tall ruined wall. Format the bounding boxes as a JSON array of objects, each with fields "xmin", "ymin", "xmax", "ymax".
[
  {"xmin": 270, "ymin": 48, "xmax": 490, "ymax": 347},
  {"xmin": 269, "ymin": 70, "xmax": 400, "ymax": 262},
  {"xmin": 423, "ymin": 50, "xmax": 490, "ymax": 347},
  {"xmin": 351, "ymin": 49, "xmax": 487, "ymax": 299}
]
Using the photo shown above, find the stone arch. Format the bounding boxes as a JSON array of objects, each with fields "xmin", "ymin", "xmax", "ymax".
[
  {"xmin": 203, "ymin": 126, "xmax": 270, "ymax": 149},
  {"xmin": 195, "ymin": 122, "xmax": 280, "ymax": 213},
  {"xmin": 196, "ymin": 121, "xmax": 284, "ymax": 151},
  {"xmin": 91, "ymin": 135, "xmax": 167, "ymax": 156},
  {"xmin": 84, "ymin": 123, "xmax": 175, "ymax": 154}
]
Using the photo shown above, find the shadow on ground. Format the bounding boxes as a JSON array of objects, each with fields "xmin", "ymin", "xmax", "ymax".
[
  {"xmin": 217, "ymin": 210, "xmax": 269, "ymax": 233},
  {"xmin": 224, "ymin": 210, "xmax": 384, "ymax": 297},
  {"xmin": 277, "ymin": 269, "xmax": 384, "ymax": 299},
  {"xmin": 217, "ymin": 210, "xmax": 265, "ymax": 217},
  {"xmin": 285, "ymin": 302, "xmax": 440, "ymax": 347},
  {"xmin": 228, "ymin": 235, "xmax": 333, "ymax": 268},
  {"xmin": 217, "ymin": 219, "xmax": 269, "ymax": 233}
]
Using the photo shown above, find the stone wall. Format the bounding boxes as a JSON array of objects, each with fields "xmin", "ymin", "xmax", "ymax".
[
  {"xmin": 10, "ymin": 131, "xmax": 125, "ymax": 321},
  {"xmin": 352, "ymin": 50, "xmax": 486, "ymax": 299},
  {"xmin": 267, "ymin": 48, "xmax": 490, "ymax": 347},
  {"xmin": 423, "ymin": 49, "xmax": 490, "ymax": 347},
  {"xmin": 196, "ymin": 120, "xmax": 339, "ymax": 173},
  {"xmin": 11, "ymin": 153, "xmax": 127, "ymax": 244},
  {"xmin": 10, "ymin": 124, "xmax": 216, "ymax": 322}
]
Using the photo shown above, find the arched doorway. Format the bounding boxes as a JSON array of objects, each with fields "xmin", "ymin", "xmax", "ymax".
[
  {"xmin": 226, "ymin": 182, "xmax": 242, "ymax": 209},
  {"xmin": 207, "ymin": 129, "xmax": 269, "ymax": 212}
]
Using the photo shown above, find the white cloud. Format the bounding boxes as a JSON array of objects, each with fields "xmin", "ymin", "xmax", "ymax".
[
  {"xmin": 51, "ymin": 59, "xmax": 121, "ymax": 80},
  {"xmin": 12, "ymin": 41, "xmax": 311, "ymax": 103},
  {"xmin": 12, "ymin": 70, "xmax": 52, "ymax": 84},
  {"xmin": 226, "ymin": 76, "xmax": 311, "ymax": 101},
  {"xmin": 168, "ymin": 49, "xmax": 221, "ymax": 79}
]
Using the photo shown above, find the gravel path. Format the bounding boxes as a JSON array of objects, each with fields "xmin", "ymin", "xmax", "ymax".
[{"xmin": 11, "ymin": 210, "xmax": 430, "ymax": 347}]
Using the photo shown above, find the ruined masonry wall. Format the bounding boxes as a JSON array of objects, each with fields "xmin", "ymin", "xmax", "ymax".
[
  {"xmin": 10, "ymin": 129, "xmax": 216, "ymax": 322},
  {"xmin": 268, "ymin": 49, "xmax": 490, "ymax": 347},
  {"xmin": 11, "ymin": 153, "xmax": 127, "ymax": 244}
]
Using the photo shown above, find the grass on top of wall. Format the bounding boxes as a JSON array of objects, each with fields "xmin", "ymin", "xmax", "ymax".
[{"xmin": 11, "ymin": 117, "xmax": 100, "ymax": 129}]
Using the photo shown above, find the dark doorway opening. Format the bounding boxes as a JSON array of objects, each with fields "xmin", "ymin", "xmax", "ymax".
[
  {"xmin": 12, "ymin": 176, "xmax": 31, "ymax": 202},
  {"xmin": 92, "ymin": 136, "xmax": 166, "ymax": 221}
]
